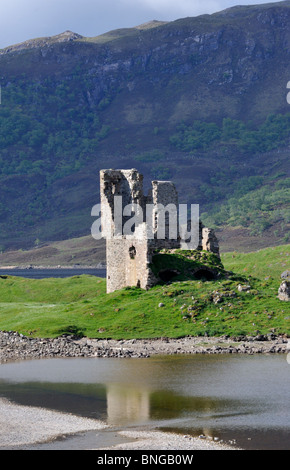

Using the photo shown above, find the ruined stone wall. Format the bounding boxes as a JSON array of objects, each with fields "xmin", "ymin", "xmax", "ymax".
[
  {"xmin": 100, "ymin": 168, "xmax": 219, "ymax": 293},
  {"xmin": 105, "ymin": 236, "xmax": 155, "ymax": 293},
  {"xmin": 101, "ymin": 169, "xmax": 157, "ymax": 293},
  {"xmin": 100, "ymin": 168, "xmax": 145, "ymax": 238},
  {"xmin": 105, "ymin": 228, "xmax": 157, "ymax": 294},
  {"xmin": 202, "ymin": 227, "xmax": 220, "ymax": 257},
  {"xmin": 150, "ymin": 180, "xmax": 180, "ymax": 251}
]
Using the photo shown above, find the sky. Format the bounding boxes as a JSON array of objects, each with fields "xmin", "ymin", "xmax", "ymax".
[{"xmin": 0, "ymin": 0, "xmax": 284, "ymax": 49}]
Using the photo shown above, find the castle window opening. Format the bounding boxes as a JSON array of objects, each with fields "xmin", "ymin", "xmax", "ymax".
[{"xmin": 129, "ymin": 246, "xmax": 136, "ymax": 259}]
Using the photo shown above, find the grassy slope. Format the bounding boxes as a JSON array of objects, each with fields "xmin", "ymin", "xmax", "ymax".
[
  {"xmin": 221, "ymin": 244, "xmax": 289, "ymax": 281},
  {"xmin": 0, "ymin": 245, "xmax": 289, "ymax": 339}
]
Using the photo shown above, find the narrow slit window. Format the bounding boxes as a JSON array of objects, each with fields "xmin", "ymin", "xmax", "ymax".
[{"xmin": 129, "ymin": 246, "xmax": 136, "ymax": 259}]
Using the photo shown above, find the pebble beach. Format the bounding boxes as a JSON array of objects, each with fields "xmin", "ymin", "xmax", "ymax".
[{"xmin": 0, "ymin": 397, "xmax": 107, "ymax": 448}]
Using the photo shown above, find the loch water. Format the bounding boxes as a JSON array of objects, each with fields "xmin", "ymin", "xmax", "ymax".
[
  {"xmin": 0, "ymin": 353, "xmax": 290, "ymax": 450},
  {"xmin": 0, "ymin": 268, "xmax": 106, "ymax": 279}
]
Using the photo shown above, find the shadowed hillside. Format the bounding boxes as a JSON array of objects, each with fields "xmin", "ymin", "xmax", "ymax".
[{"xmin": 0, "ymin": 1, "xmax": 289, "ymax": 253}]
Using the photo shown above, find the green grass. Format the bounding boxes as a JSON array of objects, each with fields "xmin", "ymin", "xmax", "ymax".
[
  {"xmin": 221, "ymin": 244, "xmax": 290, "ymax": 281},
  {"xmin": 0, "ymin": 246, "xmax": 289, "ymax": 339}
]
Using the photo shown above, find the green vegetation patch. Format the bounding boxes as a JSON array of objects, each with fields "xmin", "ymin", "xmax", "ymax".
[
  {"xmin": 201, "ymin": 176, "xmax": 290, "ymax": 238},
  {"xmin": 170, "ymin": 114, "xmax": 290, "ymax": 154},
  {"xmin": 0, "ymin": 246, "xmax": 289, "ymax": 339},
  {"xmin": 221, "ymin": 244, "xmax": 290, "ymax": 281}
]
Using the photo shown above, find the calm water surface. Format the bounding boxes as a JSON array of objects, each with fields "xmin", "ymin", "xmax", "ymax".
[
  {"xmin": 0, "ymin": 268, "xmax": 106, "ymax": 279},
  {"xmin": 0, "ymin": 354, "xmax": 290, "ymax": 450}
]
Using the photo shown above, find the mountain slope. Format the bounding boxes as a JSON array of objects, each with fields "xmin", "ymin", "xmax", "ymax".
[{"xmin": 0, "ymin": 1, "xmax": 289, "ymax": 252}]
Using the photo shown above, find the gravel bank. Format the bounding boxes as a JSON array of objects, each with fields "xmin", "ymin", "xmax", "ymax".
[
  {"xmin": 0, "ymin": 397, "xmax": 107, "ymax": 448},
  {"xmin": 99, "ymin": 430, "xmax": 239, "ymax": 450},
  {"xmin": 0, "ymin": 397, "xmax": 238, "ymax": 450},
  {"xmin": 0, "ymin": 331, "xmax": 288, "ymax": 362}
]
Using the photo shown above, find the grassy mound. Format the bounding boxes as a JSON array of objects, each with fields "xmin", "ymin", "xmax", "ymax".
[
  {"xmin": 151, "ymin": 250, "xmax": 225, "ymax": 282},
  {"xmin": 0, "ymin": 246, "xmax": 289, "ymax": 339}
]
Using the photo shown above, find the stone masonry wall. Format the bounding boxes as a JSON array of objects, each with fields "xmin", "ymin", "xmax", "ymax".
[{"xmin": 100, "ymin": 168, "xmax": 219, "ymax": 293}]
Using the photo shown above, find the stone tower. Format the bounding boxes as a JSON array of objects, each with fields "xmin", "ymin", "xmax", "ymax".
[{"xmin": 100, "ymin": 168, "xmax": 219, "ymax": 293}]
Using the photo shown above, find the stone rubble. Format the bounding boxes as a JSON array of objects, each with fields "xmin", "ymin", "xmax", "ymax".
[{"xmin": 0, "ymin": 331, "xmax": 288, "ymax": 362}]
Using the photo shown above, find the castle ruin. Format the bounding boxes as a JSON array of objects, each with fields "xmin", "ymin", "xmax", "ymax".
[{"xmin": 100, "ymin": 168, "xmax": 219, "ymax": 293}]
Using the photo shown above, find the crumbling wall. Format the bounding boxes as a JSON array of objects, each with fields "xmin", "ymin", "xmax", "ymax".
[
  {"xmin": 150, "ymin": 180, "xmax": 180, "ymax": 250},
  {"xmin": 100, "ymin": 169, "xmax": 145, "ymax": 238},
  {"xmin": 100, "ymin": 169, "xmax": 157, "ymax": 293},
  {"xmin": 100, "ymin": 168, "xmax": 220, "ymax": 293},
  {"xmin": 201, "ymin": 227, "xmax": 220, "ymax": 256},
  {"xmin": 105, "ymin": 236, "xmax": 156, "ymax": 293}
]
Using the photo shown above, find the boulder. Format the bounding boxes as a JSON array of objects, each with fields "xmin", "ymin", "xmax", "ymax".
[
  {"xmin": 238, "ymin": 284, "xmax": 251, "ymax": 292},
  {"xmin": 281, "ymin": 270, "xmax": 290, "ymax": 280},
  {"xmin": 278, "ymin": 281, "xmax": 290, "ymax": 301}
]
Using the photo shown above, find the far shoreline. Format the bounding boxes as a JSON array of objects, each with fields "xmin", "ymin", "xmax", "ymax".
[{"xmin": 0, "ymin": 265, "xmax": 106, "ymax": 269}]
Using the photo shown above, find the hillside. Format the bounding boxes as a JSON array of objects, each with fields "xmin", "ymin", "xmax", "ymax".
[{"xmin": 0, "ymin": 1, "xmax": 289, "ymax": 254}]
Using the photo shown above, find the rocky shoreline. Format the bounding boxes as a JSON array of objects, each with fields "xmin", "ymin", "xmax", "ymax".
[{"xmin": 0, "ymin": 330, "xmax": 288, "ymax": 362}]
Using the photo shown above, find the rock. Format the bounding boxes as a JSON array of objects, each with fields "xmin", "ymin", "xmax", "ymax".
[
  {"xmin": 211, "ymin": 289, "xmax": 236, "ymax": 304},
  {"xmin": 238, "ymin": 284, "xmax": 251, "ymax": 292},
  {"xmin": 158, "ymin": 303, "xmax": 165, "ymax": 307},
  {"xmin": 278, "ymin": 281, "xmax": 290, "ymax": 301},
  {"xmin": 254, "ymin": 334, "xmax": 267, "ymax": 341},
  {"xmin": 0, "ymin": 331, "xmax": 288, "ymax": 362},
  {"xmin": 213, "ymin": 296, "xmax": 223, "ymax": 304},
  {"xmin": 281, "ymin": 270, "xmax": 290, "ymax": 280}
]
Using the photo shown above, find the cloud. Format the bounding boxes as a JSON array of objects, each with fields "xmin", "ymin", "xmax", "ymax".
[
  {"xmin": 121, "ymin": 0, "xmax": 280, "ymax": 18},
  {"xmin": 124, "ymin": 0, "xmax": 285, "ymax": 20},
  {"xmin": 121, "ymin": 0, "xmax": 222, "ymax": 17}
]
